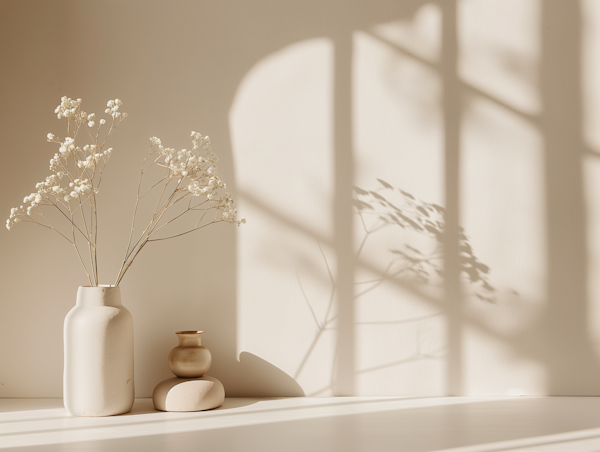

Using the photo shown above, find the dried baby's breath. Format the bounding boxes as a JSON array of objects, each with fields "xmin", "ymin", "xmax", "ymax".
[{"xmin": 7, "ymin": 97, "xmax": 244, "ymax": 286}]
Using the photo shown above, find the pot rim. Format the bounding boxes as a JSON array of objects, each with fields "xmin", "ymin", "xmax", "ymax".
[{"xmin": 176, "ymin": 330, "xmax": 204, "ymax": 335}]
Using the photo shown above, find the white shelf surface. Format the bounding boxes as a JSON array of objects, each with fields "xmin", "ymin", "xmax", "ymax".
[{"xmin": 2, "ymin": 397, "xmax": 600, "ymax": 451}]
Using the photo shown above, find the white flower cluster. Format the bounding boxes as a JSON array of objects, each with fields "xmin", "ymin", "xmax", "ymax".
[
  {"xmin": 214, "ymin": 192, "xmax": 245, "ymax": 224},
  {"xmin": 66, "ymin": 178, "xmax": 96, "ymax": 200},
  {"xmin": 7, "ymin": 97, "xmax": 126, "ymax": 230},
  {"xmin": 26, "ymin": 173, "xmax": 66, "ymax": 206},
  {"xmin": 6, "ymin": 173, "xmax": 68, "ymax": 228},
  {"xmin": 155, "ymin": 131, "xmax": 221, "ymax": 189},
  {"xmin": 55, "ymin": 96, "xmax": 85, "ymax": 120},
  {"xmin": 7, "ymin": 96, "xmax": 245, "ymax": 287},
  {"xmin": 59, "ymin": 137, "xmax": 76, "ymax": 156},
  {"xmin": 86, "ymin": 113, "xmax": 107, "ymax": 128},
  {"xmin": 78, "ymin": 146, "xmax": 112, "ymax": 169},
  {"xmin": 6, "ymin": 206, "xmax": 26, "ymax": 230},
  {"xmin": 105, "ymin": 99, "xmax": 127, "ymax": 119},
  {"xmin": 150, "ymin": 131, "xmax": 245, "ymax": 225}
]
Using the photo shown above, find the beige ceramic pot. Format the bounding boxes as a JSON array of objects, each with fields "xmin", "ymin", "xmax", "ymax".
[{"xmin": 168, "ymin": 331, "xmax": 212, "ymax": 377}]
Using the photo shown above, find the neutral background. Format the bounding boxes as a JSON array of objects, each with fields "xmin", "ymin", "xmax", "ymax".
[{"xmin": 2, "ymin": 0, "xmax": 600, "ymax": 397}]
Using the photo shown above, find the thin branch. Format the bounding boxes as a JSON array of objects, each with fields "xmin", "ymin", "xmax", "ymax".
[
  {"xmin": 92, "ymin": 194, "xmax": 98, "ymax": 285},
  {"xmin": 149, "ymin": 206, "xmax": 193, "ymax": 235},
  {"xmin": 51, "ymin": 201, "xmax": 92, "ymax": 244},
  {"xmin": 72, "ymin": 242, "xmax": 94, "ymax": 286},
  {"xmin": 139, "ymin": 175, "xmax": 168, "ymax": 201},
  {"xmin": 147, "ymin": 192, "xmax": 193, "ymax": 236},
  {"xmin": 76, "ymin": 192, "xmax": 95, "ymax": 284},
  {"xmin": 18, "ymin": 218, "xmax": 73, "ymax": 244},
  {"xmin": 147, "ymin": 220, "xmax": 219, "ymax": 242},
  {"xmin": 115, "ymin": 148, "xmax": 154, "ymax": 283},
  {"xmin": 115, "ymin": 238, "xmax": 149, "ymax": 286}
]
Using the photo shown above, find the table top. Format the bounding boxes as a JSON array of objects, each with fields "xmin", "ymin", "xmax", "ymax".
[{"xmin": 2, "ymin": 396, "xmax": 600, "ymax": 451}]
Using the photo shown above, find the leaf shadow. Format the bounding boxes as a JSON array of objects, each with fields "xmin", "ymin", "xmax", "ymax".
[{"xmin": 354, "ymin": 179, "xmax": 501, "ymax": 304}]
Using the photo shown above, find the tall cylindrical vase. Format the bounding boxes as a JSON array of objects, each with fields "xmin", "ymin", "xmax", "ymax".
[{"xmin": 63, "ymin": 286, "xmax": 134, "ymax": 416}]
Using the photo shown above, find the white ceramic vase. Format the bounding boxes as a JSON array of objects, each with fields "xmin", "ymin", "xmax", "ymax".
[{"xmin": 63, "ymin": 286, "xmax": 134, "ymax": 416}]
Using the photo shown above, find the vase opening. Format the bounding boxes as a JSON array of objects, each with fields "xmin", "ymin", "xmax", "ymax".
[
  {"xmin": 80, "ymin": 284, "xmax": 117, "ymax": 288},
  {"xmin": 176, "ymin": 331, "xmax": 204, "ymax": 335}
]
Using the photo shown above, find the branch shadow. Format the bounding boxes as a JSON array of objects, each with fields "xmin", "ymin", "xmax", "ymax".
[{"xmin": 354, "ymin": 180, "xmax": 499, "ymax": 304}]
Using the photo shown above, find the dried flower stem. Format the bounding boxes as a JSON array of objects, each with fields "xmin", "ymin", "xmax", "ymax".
[
  {"xmin": 6, "ymin": 97, "xmax": 126, "ymax": 286},
  {"xmin": 113, "ymin": 133, "xmax": 244, "ymax": 285},
  {"xmin": 7, "ymin": 97, "xmax": 244, "ymax": 287}
]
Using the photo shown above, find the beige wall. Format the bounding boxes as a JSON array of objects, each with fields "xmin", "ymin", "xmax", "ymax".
[{"xmin": 2, "ymin": 0, "xmax": 600, "ymax": 397}]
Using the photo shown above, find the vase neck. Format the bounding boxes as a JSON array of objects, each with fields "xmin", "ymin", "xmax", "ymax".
[
  {"xmin": 76, "ymin": 286, "xmax": 122, "ymax": 307},
  {"xmin": 177, "ymin": 332, "xmax": 203, "ymax": 347}
]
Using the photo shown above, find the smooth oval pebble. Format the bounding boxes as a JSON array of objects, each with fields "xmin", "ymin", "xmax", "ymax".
[{"xmin": 152, "ymin": 375, "xmax": 225, "ymax": 412}]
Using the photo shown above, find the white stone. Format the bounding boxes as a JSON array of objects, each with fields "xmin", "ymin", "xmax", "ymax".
[{"xmin": 152, "ymin": 376, "xmax": 225, "ymax": 412}]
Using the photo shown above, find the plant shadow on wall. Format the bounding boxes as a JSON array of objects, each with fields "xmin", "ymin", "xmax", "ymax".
[
  {"xmin": 229, "ymin": 0, "xmax": 600, "ymax": 397},
  {"xmin": 294, "ymin": 179, "xmax": 505, "ymax": 396},
  {"xmin": 353, "ymin": 179, "xmax": 498, "ymax": 304}
]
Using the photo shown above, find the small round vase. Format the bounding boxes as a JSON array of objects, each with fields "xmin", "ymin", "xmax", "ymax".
[{"xmin": 168, "ymin": 331, "xmax": 212, "ymax": 378}]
